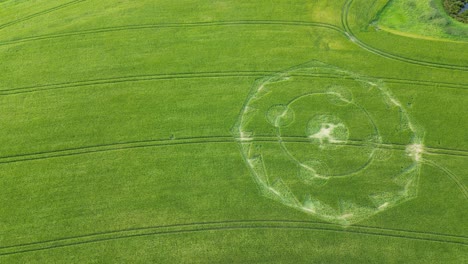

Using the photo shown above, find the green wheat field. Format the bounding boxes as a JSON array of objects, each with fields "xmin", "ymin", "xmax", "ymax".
[{"xmin": 0, "ymin": 0, "xmax": 467, "ymax": 263}]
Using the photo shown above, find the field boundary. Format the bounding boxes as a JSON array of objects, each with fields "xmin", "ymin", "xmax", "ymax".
[{"xmin": 341, "ymin": 0, "xmax": 468, "ymax": 71}]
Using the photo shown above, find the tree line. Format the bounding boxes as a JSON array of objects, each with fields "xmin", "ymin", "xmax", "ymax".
[{"xmin": 443, "ymin": 0, "xmax": 468, "ymax": 23}]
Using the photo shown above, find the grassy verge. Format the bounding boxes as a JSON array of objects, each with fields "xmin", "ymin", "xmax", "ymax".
[{"xmin": 377, "ymin": 0, "xmax": 468, "ymax": 41}]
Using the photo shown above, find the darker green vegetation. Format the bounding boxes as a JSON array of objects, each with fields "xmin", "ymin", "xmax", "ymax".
[{"xmin": 443, "ymin": 0, "xmax": 468, "ymax": 23}]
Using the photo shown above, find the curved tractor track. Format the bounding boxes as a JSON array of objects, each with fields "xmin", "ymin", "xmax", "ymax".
[
  {"xmin": 341, "ymin": 0, "xmax": 468, "ymax": 71},
  {"xmin": 0, "ymin": 135, "xmax": 465, "ymax": 165},
  {"xmin": 0, "ymin": 20, "xmax": 344, "ymax": 48},
  {"xmin": 0, "ymin": 71, "xmax": 466, "ymax": 97},
  {"xmin": 0, "ymin": 0, "xmax": 466, "ymax": 73},
  {"xmin": 0, "ymin": 220, "xmax": 466, "ymax": 256},
  {"xmin": 0, "ymin": 0, "xmax": 87, "ymax": 31}
]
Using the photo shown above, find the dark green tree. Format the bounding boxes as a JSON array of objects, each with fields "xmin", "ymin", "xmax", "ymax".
[{"xmin": 443, "ymin": 0, "xmax": 468, "ymax": 23}]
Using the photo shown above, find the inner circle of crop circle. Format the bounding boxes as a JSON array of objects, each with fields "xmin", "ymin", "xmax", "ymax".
[
  {"xmin": 306, "ymin": 114, "xmax": 350, "ymax": 145},
  {"xmin": 278, "ymin": 90, "xmax": 381, "ymax": 178},
  {"xmin": 233, "ymin": 61, "xmax": 425, "ymax": 225}
]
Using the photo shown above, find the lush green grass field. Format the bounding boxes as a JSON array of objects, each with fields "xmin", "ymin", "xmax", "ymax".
[{"xmin": 0, "ymin": 0, "xmax": 466, "ymax": 262}]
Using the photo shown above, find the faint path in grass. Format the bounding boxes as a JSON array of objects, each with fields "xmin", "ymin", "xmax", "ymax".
[
  {"xmin": 0, "ymin": 5, "xmax": 466, "ymax": 72},
  {"xmin": 1, "ymin": 17, "xmax": 467, "ymax": 73},
  {"xmin": 0, "ymin": 2, "xmax": 466, "ymax": 72},
  {"xmin": 0, "ymin": 220, "xmax": 466, "ymax": 256},
  {"xmin": 0, "ymin": 135, "xmax": 466, "ymax": 165},
  {"xmin": 1, "ymin": 135, "xmax": 466, "ymax": 198},
  {"xmin": 341, "ymin": 0, "xmax": 468, "ymax": 71},
  {"xmin": 0, "ymin": 0, "xmax": 87, "ymax": 31},
  {"xmin": 0, "ymin": 71, "xmax": 274, "ymax": 95},
  {"xmin": 0, "ymin": 136, "xmax": 234, "ymax": 164},
  {"xmin": 0, "ymin": 20, "xmax": 344, "ymax": 48},
  {"xmin": 423, "ymin": 159, "xmax": 468, "ymax": 200},
  {"xmin": 0, "ymin": 71, "xmax": 466, "ymax": 96}
]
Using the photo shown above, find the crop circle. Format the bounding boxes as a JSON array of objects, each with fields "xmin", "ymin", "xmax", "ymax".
[{"xmin": 233, "ymin": 61, "xmax": 424, "ymax": 225}]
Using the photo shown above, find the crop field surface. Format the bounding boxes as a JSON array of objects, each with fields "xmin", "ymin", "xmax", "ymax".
[{"xmin": 0, "ymin": 0, "xmax": 466, "ymax": 263}]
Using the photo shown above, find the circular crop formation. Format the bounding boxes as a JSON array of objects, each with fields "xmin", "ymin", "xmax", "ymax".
[{"xmin": 233, "ymin": 61, "xmax": 425, "ymax": 225}]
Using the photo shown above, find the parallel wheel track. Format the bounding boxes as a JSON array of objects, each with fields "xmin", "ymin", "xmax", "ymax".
[
  {"xmin": 0, "ymin": 72, "xmax": 466, "ymax": 96},
  {"xmin": 0, "ymin": 0, "xmax": 86, "ymax": 31},
  {"xmin": 0, "ymin": 220, "xmax": 466, "ymax": 256},
  {"xmin": 341, "ymin": 0, "xmax": 468, "ymax": 71},
  {"xmin": 0, "ymin": 135, "xmax": 466, "ymax": 165},
  {"xmin": 0, "ymin": 20, "xmax": 344, "ymax": 47}
]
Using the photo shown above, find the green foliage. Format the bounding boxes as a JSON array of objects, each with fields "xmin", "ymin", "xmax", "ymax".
[
  {"xmin": 443, "ymin": 0, "xmax": 468, "ymax": 23},
  {"xmin": 377, "ymin": 0, "xmax": 468, "ymax": 40}
]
